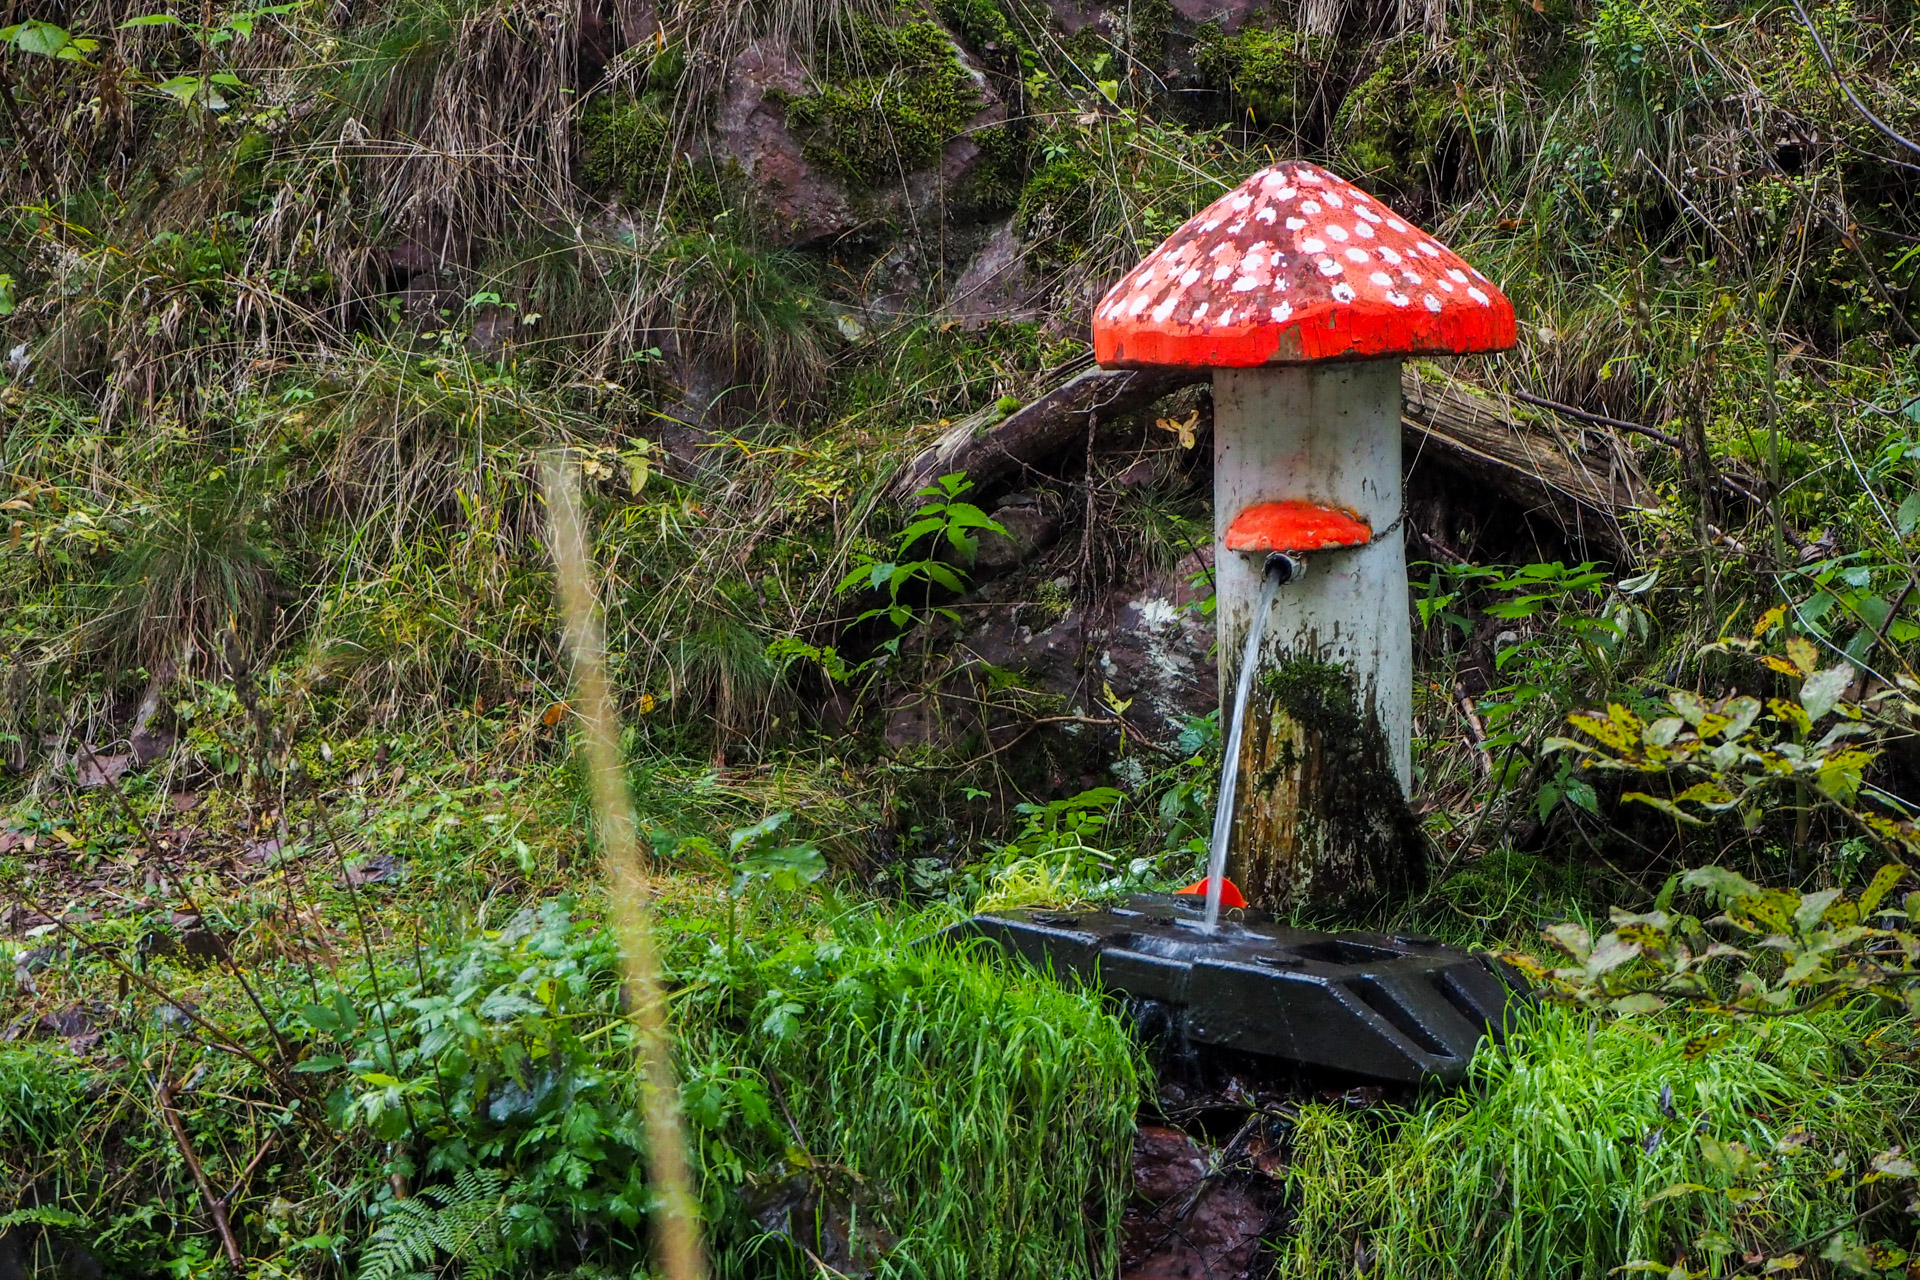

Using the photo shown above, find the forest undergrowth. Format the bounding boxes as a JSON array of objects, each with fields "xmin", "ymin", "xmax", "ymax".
[{"xmin": 6, "ymin": 0, "xmax": 1920, "ymax": 1274}]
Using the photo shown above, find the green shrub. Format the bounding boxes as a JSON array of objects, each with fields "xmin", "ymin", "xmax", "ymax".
[{"xmin": 309, "ymin": 897, "xmax": 1141, "ymax": 1280}]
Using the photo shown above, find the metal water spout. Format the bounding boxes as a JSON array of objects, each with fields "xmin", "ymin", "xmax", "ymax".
[{"xmin": 1092, "ymin": 162, "xmax": 1518, "ymax": 914}]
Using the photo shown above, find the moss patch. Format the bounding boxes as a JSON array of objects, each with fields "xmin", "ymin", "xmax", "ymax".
[
  {"xmin": 1230, "ymin": 655, "xmax": 1424, "ymax": 914},
  {"xmin": 1194, "ymin": 23, "xmax": 1315, "ymax": 127},
  {"xmin": 783, "ymin": 18, "xmax": 985, "ymax": 190},
  {"xmin": 1332, "ymin": 37, "xmax": 1459, "ymax": 190}
]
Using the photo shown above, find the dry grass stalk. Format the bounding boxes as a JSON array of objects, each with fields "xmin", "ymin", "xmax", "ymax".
[{"xmin": 540, "ymin": 452, "xmax": 707, "ymax": 1280}]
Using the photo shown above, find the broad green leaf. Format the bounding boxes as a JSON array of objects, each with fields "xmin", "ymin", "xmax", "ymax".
[
  {"xmin": 1792, "ymin": 887, "xmax": 1842, "ymax": 932},
  {"xmin": 9, "ymin": 19, "xmax": 72, "ymax": 55},
  {"xmin": 1645, "ymin": 716, "xmax": 1685, "ymax": 747},
  {"xmin": 1625, "ymin": 792, "xmax": 1706, "ymax": 825},
  {"xmin": 1800, "ymin": 664, "xmax": 1853, "ymax": 721},
  {"xmin": 1683, "ymin": 866, "xmax": 1762, "ymax": 901},
  {"xmin": 1858, "ymin": 863, "xmax": 1907, "ymax": 916},
  {"xmin": 1586, "ymin": 933, "xmax": 1643, "ymax": 975},
  {"xmin": 727, "ymin": 810, "xmax": 793, "ymax": 854},
  {"xmin": 1543, "ymin": 921, "xmax": 1591, "ymax": 962},
  {"xmin": 1609, "ymin": 992, "xmax": 1665, "ymax": 1014}
]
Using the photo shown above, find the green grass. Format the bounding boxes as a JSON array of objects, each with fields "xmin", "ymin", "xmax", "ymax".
[
  {"xmin": 1283, "ymin": 1001, "xmax": 1919, "ymax": 1278},
  {"xmin": 671, "ymin": 904, "xmax": 1143, "ymax": 1280}
]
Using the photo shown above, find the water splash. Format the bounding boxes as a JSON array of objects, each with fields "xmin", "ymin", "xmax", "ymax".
[{"xmin": 1203, "ymin": 561, "xmax": 1287, "ymax": 934}]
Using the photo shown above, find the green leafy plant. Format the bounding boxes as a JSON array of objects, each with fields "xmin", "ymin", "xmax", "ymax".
[
  {"xmin": 1545, "ymin": 605, "xmax": 1920, "ymax": 853},
  {"xmin": 837, "ymin": 472, "xmax": 1004, "ymax": 643}
]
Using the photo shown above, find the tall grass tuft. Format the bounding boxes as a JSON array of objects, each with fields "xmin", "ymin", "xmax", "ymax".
[
  {"xmin": 1284, "ymin": 1002, "xmax": 1919, "ymax": 1278},
  {"xmin": 670, "ymin": 908, "xmax": 1143, "ymax": 1280}
]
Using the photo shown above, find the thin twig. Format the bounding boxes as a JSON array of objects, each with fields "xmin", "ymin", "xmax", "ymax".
[
  {"xmin": 156, "ymin": 1064, "xmax": 248, "ymax": 1271},
  {"xmin": 2, "ymin": 884, "xmax": 285, "ymax": 1083},
  {"xmin": 76, "ymin": 742, "xmax": 297, "ymax": 1066},
  {"xmin": 1786, "ymin": 0, "xmax": 1920, "ymax": 160},
  {"xmin": 1455, "ymin": 683, "xmax": 1493, "ymax": 777}
]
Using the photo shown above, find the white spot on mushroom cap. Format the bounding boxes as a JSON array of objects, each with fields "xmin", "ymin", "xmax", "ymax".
[
  {"xmin": 1271, "ymin": 302, "xmax": 1293, "ymax": 322},
  {"xmin": 1330, "ymin": 282, "xmax": 1357, "ymax": 303},
  {"xmin": 1301, "ymin": 200, "xmax": 1322, "ymax": 215},
  {"xmin": 1387, "ymin": 218, "xmax": 1408, "ymax": 232},
  {"xmin": 1379, "ymin": 247, "xmax": 1402, "ymax": 264},
  {"xmin": 1191, "ymin": 302, "xmax": 1210, "ymax": 321},
  {"xmin": 1345, "ymin": 247, "xmax": 1370, "ymax": 263},
  {"xmin": 1353, "ymin": 221, "xmax": 1374, "ymax": 239},
  {"xmin": 1301, "ymin": 237, "xmax": 1326, "ymax": 253},
  {"xmin": 1418, "ymin": 242, "xmax": 1442, "ymax": 257},
  {"xmin": 1467, "ymin": 286, "xmax": 1490, "ymax": 305},
  {"xmin": 1327, "ymin": 224, "xmax": 1349, "ymax": 242},
  {"xmin": 1318, "ymin": 258, "xmax": 1343, "ymax": 276},
  {"xmin": 1423, "ymin": 294, "xmax": 1442, "ymax": 311},
  {"xmin": 1152, "ymin": 297, "xmax": 1178, "ymax": 322},
  {"xmin": 1370, "ymin": 271, "xmax": 1393, "ymax": 286},
  {"xmin": 1256, "ymin": 207, "xmax": 1276, "ymax": 224},
  {"xmin": 1386, "ymin": 291, "xmax": 1409, "ymax": 306},
  {"xmin": 1324, "ymin": 192, "xmax": 1345, "ymax": 208},
  {"xmin": 1448, "ymin": 268, "xmax": 1468, "ymax": 283},
  {"xmin": 1180, "ymin": 269, "xmax": 1202, "ymax": 286},
  {"xmin": 1285, "ymin": 217, "xmax": 1306, "ymax": 231}
]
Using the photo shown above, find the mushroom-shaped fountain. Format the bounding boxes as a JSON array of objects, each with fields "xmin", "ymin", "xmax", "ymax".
[{"xmin": 1095, "ymin": 162, "xmax": 1516, "ymax": 914}]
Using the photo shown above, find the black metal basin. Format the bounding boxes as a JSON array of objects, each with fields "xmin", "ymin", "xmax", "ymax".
[{"xmin": 949, "ymin": 894, "xmax": 1530, "ymax": 1086}]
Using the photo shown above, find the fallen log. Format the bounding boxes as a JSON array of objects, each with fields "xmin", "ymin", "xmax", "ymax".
[
  {"xmin": 891, "ymin": 362, "xmax": 1200, "ymax": 501},
  {"xmin": 893, "ymin": 361, "xmax": 1654, "ymax": 558},
  {"xmin": 1400, "ymin": 364, "xmax": 1653, "ymax": 557}
]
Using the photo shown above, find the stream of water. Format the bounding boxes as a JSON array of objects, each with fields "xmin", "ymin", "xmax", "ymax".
[{"xmin": 1202, "ymin": 563, "xmax": 1285, "ymax": 934}]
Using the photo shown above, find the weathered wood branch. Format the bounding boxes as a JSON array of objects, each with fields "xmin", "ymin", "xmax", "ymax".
[
  {"xmin": 1400, "ymin": 364, "xmax": 1653, "ymax": 556},
  {"xmin": 891, "ymin": 363, "xmax": 1201, "ymax": 500},
  {"xmin": 893, "ymin": 360, "xmax": 1655, "ymax": 559}
]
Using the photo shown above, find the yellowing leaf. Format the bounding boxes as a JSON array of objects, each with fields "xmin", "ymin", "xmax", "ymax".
[
  {"xmin": 1786, "ymin": 636, "xmax": 1820, "ymax": 675},
  {"xmin": 1154, "ymin": 409, "xmax": 1199, "ymax": 449}
]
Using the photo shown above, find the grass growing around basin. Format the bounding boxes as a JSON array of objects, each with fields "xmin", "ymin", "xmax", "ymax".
[{"xmin": 1283, "ymin": 1001, "xmax": 1920, "ymax": 1279}]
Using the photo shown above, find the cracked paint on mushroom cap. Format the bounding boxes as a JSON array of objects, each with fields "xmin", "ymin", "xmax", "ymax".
[{"xmin": 1093, "ymin": 162, "xmax": 1517, "ymax": 368}]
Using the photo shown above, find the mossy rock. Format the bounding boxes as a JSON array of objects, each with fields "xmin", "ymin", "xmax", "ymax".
[
  {"xmin": 783, "ymin": 18, "xmax": 986, "ymax": 190},
  {"xmin": 1331, "ymin": 36, "xmax": 1458, "ymax": 191}
]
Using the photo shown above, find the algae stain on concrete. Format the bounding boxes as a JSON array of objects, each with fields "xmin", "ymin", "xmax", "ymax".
[{"xmin": 1227, "ymin": 654, "xmax": 1425, "ymax": 915}]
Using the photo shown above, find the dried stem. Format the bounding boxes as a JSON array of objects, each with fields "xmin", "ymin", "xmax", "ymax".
[
  {"xmin": 540, "ymin": 452, "xmax": 707, "ymax": 1280},
  {"xmin": 156, "ymin": 1064, "xmax": 248, "ymax": 1271}
]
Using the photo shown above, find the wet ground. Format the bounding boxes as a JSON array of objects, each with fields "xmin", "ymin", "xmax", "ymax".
[{"xmin": 1119, "ymin": 1042, "xmax": 1390, "ymax": 1280}]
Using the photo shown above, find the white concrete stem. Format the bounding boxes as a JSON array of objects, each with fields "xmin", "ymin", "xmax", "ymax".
[{"xmin": 1212, "ymin": 359, "xmax": 1411, "ymax": 794}]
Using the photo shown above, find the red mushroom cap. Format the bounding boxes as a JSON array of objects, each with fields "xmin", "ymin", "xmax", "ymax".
[
  {"xmin": 1093, "ymin": 162, "xmax": 1516, "ymax": 368},
  {"xmin": 1224, "ymin": 501, "xmax": 1372, "ymax": 553}
]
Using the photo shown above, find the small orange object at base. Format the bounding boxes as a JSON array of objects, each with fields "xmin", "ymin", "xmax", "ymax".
[
  {"xmin": 1174, "ymin": 876, "xmax": 1248, "ymax": 909},
  {"xmin": 1224, "ymin": 501, "xmax": 1372, "ymax": 553}
]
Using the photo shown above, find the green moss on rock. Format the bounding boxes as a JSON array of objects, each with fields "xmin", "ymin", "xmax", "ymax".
[
  {"xmin": 784, "ymin": 18, "xmax": 985, "ymax": 190},
  {"xmin": 1332, "ymin": 37, "xmax": 1457, "ymax": 190}
]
